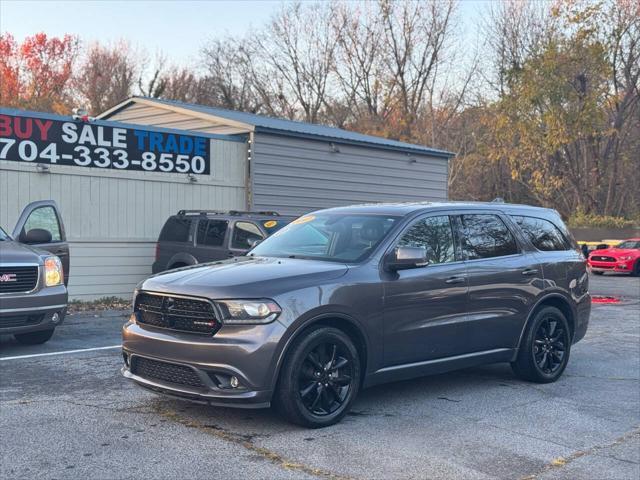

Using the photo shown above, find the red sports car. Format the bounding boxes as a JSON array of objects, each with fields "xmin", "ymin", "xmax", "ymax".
[{"xmin": 588, "ymin": 238, "xmax": 640, "ymax": 276}]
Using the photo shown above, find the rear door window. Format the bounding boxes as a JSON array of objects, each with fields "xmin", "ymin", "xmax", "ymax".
[
  {"xmin": 231, "ymin": 221, "xmax": 264, "ymax": 249},
  {"xmin": 459, "ymin": 214, "xmax": 519, "ymax": 260},
  {"xmin": 159, "ymin": 217, "xmax": 192, "ymax": 242},
  {"xmin": 511, "ymin": 216, "xmax": 570, "ymax": 251},
  {"xmin": 197, "ymin": 220, "xmax": 228, "ymax": 247}
]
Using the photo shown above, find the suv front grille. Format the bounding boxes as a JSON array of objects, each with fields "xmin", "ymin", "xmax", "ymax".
[
  {"xmin": 0, "ymin": 266, "xmax": 39, "ymax": 294},
  {"xmin": 131, "ymin": 356, "xmax": 204, "ymax": 388},
  {"xmin": 134, "ymin": 292, "xmax": 220, "ymax": 335}
]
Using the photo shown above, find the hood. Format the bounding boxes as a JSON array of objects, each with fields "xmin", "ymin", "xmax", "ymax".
[
  {"xmin": 140, "ymin": 256, "xmax": 349, "ymax": 299},
  {"xmin": 0, "ymin": 240, "xmax": 45, "ymax": 264},
  {"xmin": 590, "ymin": 247, "xmax": 637, "ymax": 257}
]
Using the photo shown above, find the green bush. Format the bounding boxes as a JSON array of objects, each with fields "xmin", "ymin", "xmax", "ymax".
[{"xmin": 567, "ymin": 212, "xmax": 639, "ymax": 229}]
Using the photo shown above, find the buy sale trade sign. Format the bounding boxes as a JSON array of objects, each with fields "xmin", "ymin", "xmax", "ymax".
[{"xmin": 0, "ymin": 109, "xmax": 211, "ymax": 174}]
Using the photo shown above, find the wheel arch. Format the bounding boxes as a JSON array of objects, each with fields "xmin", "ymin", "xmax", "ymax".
[
  {"xmin": 167, "ymin": 252, "xmax": 198, "ymax": 269},
  {"xmin": 516, "ymin": 294, "xmax": 576, "ymax": 352},
  {"xmin": 271, "ymin": 312, "xmax": 370, "ymax": 391}
]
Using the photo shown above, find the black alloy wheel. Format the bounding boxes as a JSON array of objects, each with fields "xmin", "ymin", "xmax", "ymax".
[
  {"xmin": 275, "ymin": 326, "xmax": 360, "ymax": 428},
  {"xmin": 512, "ymin": 306, "xmax": 571, "ymax": 383},
  {"xmin": 533, "ymin": 316, "xmax": 567, "ymax": 375},
  {"xmin": 298, "ymin": 342, "xmax": 353, "ymax": 416}
]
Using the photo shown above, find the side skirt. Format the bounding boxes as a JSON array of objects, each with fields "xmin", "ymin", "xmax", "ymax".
[{"xmin": 363, "ymin": 348, "xmax": 516, "ymax": 388}]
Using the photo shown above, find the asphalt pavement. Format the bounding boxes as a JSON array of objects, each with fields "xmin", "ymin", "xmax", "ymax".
[{"xmin": 1, "ymin": 274, "xmax": 638, "ymax": 480}]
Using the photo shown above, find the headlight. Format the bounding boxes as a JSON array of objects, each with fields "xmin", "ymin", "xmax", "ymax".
[
  {"xmin": 216, "ymin": 299, "xmax": 281, "ymax": 325},
  {"xmin": 619, "ymin": 256, "xmax": 632, "ymax": 261},
  {"xmin": 44, "ymin": 256, "xmax": 63, "ymax": 286}
]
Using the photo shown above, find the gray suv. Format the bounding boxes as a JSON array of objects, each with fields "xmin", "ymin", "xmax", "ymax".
[
  {"xmin": 152, "ymin": 210, "xmax": 295, "ymax": 273},
  {"xmin": 122, "ymin": 202, "xmax": 591, "ymax": 427},
  {"xmin": 1, "ymin": 201, "xmax": 69, "ymax": 344}
]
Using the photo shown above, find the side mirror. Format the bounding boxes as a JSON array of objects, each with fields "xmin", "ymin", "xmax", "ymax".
[
  {"xmin": 22, "ymin": 228, "xmax": 53, "ymax": 244},
  {"xmin": 385, "ymin": 246, "xmax": 428, "ymax": 271},
  {"xmin": 248, "ymin": 238, "xmax": 263, "ymax": 248}
]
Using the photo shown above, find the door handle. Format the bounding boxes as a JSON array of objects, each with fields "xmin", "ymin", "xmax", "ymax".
[
  {"xmin": 522, "ymin": 268, "xmax": 539, "ymax": 276},
  {"xmin": 445, "ymin": 275, "xmax": 466, "ymax": 284}
]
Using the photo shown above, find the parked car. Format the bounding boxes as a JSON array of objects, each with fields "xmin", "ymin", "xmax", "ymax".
[
  {"xmin": 152, "ymin": 210, "xmax": 296, "ymax": 273},
  {"xmin": 0, "ymin": 200, "xmax": 69, "ymax": 344},
  {"xmin": 588, "ymin": 238, "xmax": 640, "ymax": 276},
  {"xmin": 122, "ymin": 202, "xmax": 591, "ymax": 427}
]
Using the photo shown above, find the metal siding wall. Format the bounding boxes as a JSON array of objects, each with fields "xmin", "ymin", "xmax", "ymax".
[
  {"xmin": 251, "ymin": 133, "xmax": 449, "ymax": 215},
  {"xmin": 1, "ymin": 132, "xmax": 247, "ymax": 300}
]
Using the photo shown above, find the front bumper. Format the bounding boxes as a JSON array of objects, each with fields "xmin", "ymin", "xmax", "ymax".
[
  {"xmin": 0, "ymin": 284, "xmax": 67, "ymax": 334},
  {"xmin": 588, "ymin": 261, "xmax": 634, "ymax": 274},
  {"xmin": 121, "ymin": 319, "xmax": 287, "ymax": 408}
]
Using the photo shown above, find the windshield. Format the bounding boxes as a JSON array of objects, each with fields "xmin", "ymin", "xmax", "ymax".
[
  {"xmin": 260, "ymin": 218, "xmax": 292, "ymax": 235},
  {"xmin": 617, "ymin": 240, "xmax": 640, "ymax": 249},
  {"xmin": 250, "ymin": 213, "xmax": 399, "ymax": 262},
  {"xmin": 0, "ymin": 226, "xmax": 9, "ymax": 241}
]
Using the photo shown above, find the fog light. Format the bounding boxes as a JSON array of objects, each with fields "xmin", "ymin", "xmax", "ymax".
[
  {"xmin": 230, "ymin": 376, "xmax": 239, "ymax": 388},
  {"xmin": 51, "ymin": 312, "xmax": 60, "ymax": 324}
]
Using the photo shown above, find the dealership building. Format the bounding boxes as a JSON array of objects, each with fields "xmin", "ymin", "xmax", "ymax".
[{"xmin": 0, "ymin": 97, "xmax": 452, "ymax": 300}]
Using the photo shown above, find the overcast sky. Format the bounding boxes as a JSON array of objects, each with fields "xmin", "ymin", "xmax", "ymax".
[{"xmin": 1, "ymin": 0, "xmax": 490, "ymax": 67}]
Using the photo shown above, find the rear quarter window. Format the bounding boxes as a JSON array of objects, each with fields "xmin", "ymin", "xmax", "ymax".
[
  {"xmin": 511, "ymin": 215, "xmax": 570, "ymax": 251},
  {"xmin": 159, "ymin": 217, "xmax": 192, "ymax": 242}
]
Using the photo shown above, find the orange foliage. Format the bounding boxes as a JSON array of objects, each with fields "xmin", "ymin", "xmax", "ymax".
[{"xmin": 0, "ymin": 33, "xmax": 79, "ymax": 113}]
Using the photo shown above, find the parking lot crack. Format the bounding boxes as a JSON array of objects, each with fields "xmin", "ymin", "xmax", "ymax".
[
  {"xmin": 149, "ymin": 403, "xmax": 357, "ymax": 480},
  {"xmin": 520, "ymin": 427, "xmax": 640, "ymax": 479}
]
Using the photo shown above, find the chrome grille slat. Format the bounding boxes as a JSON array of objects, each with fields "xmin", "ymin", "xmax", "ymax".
[{"xmin": 0, "ymin": 266, "xmax": 39, "ymax": 294}]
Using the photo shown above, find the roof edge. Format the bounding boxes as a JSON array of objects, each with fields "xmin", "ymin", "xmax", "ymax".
[
  {"xmin": 98, "ymin": 96, "xmax": 255, "ymax": 132},
  {"xmin": 254, "ymin": 127, "xmax": 454, "ymax": 159}
]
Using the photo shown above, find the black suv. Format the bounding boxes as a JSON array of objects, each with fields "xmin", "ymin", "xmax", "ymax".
[
  {"xmin": 152, "ymin": 210, "xmax": 295, "ymax": 273},
  {"xmin": 124, "ymin": 202, "xmax": 591, "ymax": 428}
]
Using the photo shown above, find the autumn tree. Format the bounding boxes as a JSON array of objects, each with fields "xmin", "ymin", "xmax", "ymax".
[
  {"xmin": 477, "ymin": 0, "xmax": 639, "ymax": 218},
  {"xmin": 75, "ymin": 41, "xmax": 137, "ymax": 114},
  {"xmin": 0, "ymin": 33, "xmax": 79, "ymax": 113},
  {"xmin": 253, "ymin": 1, "xmax": 341, "ymax": 122}
]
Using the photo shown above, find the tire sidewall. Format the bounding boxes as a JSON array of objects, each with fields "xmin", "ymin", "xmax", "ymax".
[
  {"xmin": 280, "ymin": 327, "xmax": 360, "ymax": 428},
  {"xmin": 527, "ymin": 307, "xmax": 571, "ymax": 381}
]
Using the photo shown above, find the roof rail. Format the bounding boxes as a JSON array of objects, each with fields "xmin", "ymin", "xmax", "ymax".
[
  {"xmin": 228, "ymin": 210, "xmax": 280, "ymax": 216},
  {"xmin": 177, "ymin": 209, "xmax": 226, "ymax": 216},
  {"xmin": 177, "ymin": 209, "xmax": 281, "ymax": 216}
]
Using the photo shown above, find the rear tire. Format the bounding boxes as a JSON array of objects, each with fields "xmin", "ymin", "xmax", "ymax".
[
  {"xmin": 275, "ymin": 326, "xmax": 360, "ymax": 428},
  {"xmin": 511, "ymin": 307, "xmax": 571, "ymax": 383},
  {"xmin": 14, "ymin": 328, "xmax": 55, "ymax": 345}
]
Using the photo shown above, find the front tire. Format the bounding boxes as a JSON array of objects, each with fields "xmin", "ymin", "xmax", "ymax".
[
  {"xmin": 632, "ymin": 260, "xmax": 640, "ymax": 277},
  {"xmin": 14, "ymin": 328, "xmax": 55, "ymax": 345},
  {"xmin": 275, "ymin": 326, "xmax": 360, "ymax": 428},
  {"xmin": 511, "ymin": 307, "xmax": 571, "ymax": 383}
]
